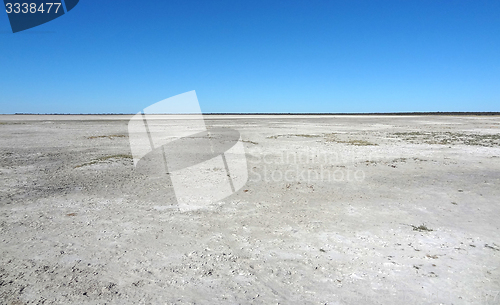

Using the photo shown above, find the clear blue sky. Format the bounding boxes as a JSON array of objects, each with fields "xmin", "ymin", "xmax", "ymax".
[{"xmin": 1, "ymin": 0, "xmax": 499, "ymax": 113}]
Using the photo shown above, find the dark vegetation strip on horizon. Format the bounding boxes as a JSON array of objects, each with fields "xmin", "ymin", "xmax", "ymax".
[{"xmin": 8, "ymin": 112, "xmax": 500, "ymax": 116}]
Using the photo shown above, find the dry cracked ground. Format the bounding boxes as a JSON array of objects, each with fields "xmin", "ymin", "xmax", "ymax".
[{"xmin": 0, "ymin": 115, "xmax": 499, "ymax": 304}]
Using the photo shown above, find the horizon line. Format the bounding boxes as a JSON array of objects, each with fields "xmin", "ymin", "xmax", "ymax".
[{"xmin": 2, "ymin": 112, "xmax": 500, "ymax": 116}]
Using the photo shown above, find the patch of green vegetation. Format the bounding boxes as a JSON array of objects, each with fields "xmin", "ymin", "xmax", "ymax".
[
  {"xmin": 74, "ymin": 154, "xmax": 132, "ymax": 168},
  {"xmin": 0, "ymin": 122, "xmax": 26, "ymax": 125},
  {"xmin": 346, "ymin": 139, "xmax": 377, "ymax": 146},
  {"xmin": 86, "ymin": 134, "xmax": 127, "ymax": 139},
  {"xmin": 266, "ymin": 132, "xmax": 377, "ymax": 145},
  {"xmin": 325, "ymin": 135, "xmax": 377, "ymax": 146},
  {"xmin": 392, "ymin": 131, "xmax": 500, "ymax": 147},
  {"xmin": 412, "ymin": 224, "xmax": 433, "ymax": 232}
]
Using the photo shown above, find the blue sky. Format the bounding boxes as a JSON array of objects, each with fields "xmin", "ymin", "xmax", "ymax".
[{"xmin": 1, "ymin": 0, "xmax": 499, "ymax": 113}]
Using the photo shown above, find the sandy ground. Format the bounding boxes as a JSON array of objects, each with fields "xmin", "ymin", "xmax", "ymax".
[{"xmin": 0, "ymin": 115, "xmax": 499, "ymax": 304}]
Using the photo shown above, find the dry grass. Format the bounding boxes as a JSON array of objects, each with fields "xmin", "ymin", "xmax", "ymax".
[
  {"xmin": 86, "ymin": 134, "xmax": 127, "ymax": 139},
  {"xmin": 412, "ymin": 224, "xmax": 433, "ymax": 232},
  {"xmin": 485, "ymin": 244, "xmax": 499, "ymax": 251},
  {"xmin": 266, "ymin": 134, "xmax": 321, "ymax": 139},
  {"xmin": 74, "ymin": 154, "xmax": 132, "ymax": 168},
  {"xmin": 325, "ymin": 133, "xmax": 377, "ymax": 146},
  {"xmin": 0, "ymin": 122, "xmax": 26, "ymax": 125},
  {"xmin": 392, "ymin": 131, "xmax": 500, "ymax": 147},
  {"xmin": 241, "ymin": 140, "xmax": 258, "ymax": 145},
  {"xmin": 344, "ymin": 139, "xmax": 378, "ymax": 146},
  {"xmin": 267, "ymin": 133, "xmax": 377, "ymax": 145},
  {"xmin": 293, "ymin": 134, "xmax": 322, "ymax": 138}
]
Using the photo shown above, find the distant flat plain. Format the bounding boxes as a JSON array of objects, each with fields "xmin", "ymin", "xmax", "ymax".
[{"xmin": 1, "ymin": 115, "xmax": 499, "ymax": 304}]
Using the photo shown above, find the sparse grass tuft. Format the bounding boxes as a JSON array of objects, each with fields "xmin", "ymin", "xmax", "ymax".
[
  {"xmin": 266, "ymin": 135, "xmax": 281, "ymax": 139},
  {"xmin": 412, "ymin": 224, "xmax": 433, "ymax": 232},
  {"xmin": 242, "ymin": 140, "xmax": 258, "ymax": 145}
]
